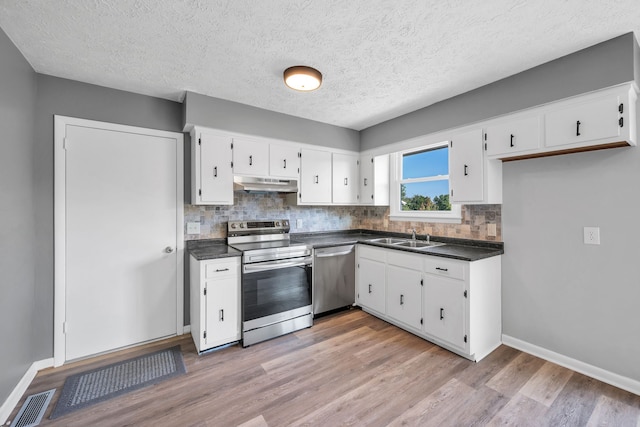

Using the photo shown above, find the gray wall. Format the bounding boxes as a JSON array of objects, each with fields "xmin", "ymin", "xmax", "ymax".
[
  {"xmin": 361, "ymin": 33, "xmax": 636, "ymax": 150},
  {"xmin": 184, "ymin": 92, "xmax": 360, "ymax": 151},
  {"xmin": 32, "ymin": 76, "xmax": 184, "ymax": 361},
  {"xmin": 0, "ymin": 28, "xmax": 38, "ymax": 405}
]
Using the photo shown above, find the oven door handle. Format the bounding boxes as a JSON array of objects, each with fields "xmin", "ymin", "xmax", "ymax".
[{"xmin": 243, "ymin": 257, "xmax": 312, "ymax": 273}]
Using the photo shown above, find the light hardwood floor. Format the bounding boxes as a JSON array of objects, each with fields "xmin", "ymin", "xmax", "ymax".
[{"xmin": 8, "ymin": 309, "xmax": 640, "ymax": 426}]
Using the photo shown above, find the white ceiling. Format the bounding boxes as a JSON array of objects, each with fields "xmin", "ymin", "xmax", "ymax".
[{"xmin": 0, "ymin": 1, "xmax": 639, "ymax": 130}]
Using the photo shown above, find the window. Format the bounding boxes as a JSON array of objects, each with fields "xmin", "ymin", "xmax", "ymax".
[{"xmin": 390, "ymin": 141, "xmax": 462, "ymax": 223}]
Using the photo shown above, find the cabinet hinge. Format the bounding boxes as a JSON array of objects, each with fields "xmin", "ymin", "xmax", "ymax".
[
  {"xmin": 199, "ymin": 189, "xmax": 202, "ymax": 196},
  {"xmin": 420, "ymin": 318, "xmax": 423, "ymax": 325},
  {"xmin": 299, "ymin": 193, "xmax": 302, "ymax": 199},
  {"xmin": 484, "ymin": 142, "xmax": 487, "ymax": 151},
  {"xmin": 420, "ymin": 279, "xmax": 423, "ymax": 286},
  {"xmin": 297, "ymin": 168, "xmax": 300, "ymax": 173},
  {"xmin": 357, "ymin": 160, "xmax": 360, "ymax": 166},
  {"xmin": 450, "ymin": 189, "xmax": 453, "ymax": 197},
  {"xmin": 231, "ymin": 142, "xmax": 233, "ymax": 149},
  {"xmin": 231, "ymin": 161, "xmax": 234, "ymax": 168},
  {"xmin": 298, "ymin": 152, "xmax": 302, "ymax": 158},
  {"xmin": 484, "ymin": 133, "xmax": 487, "ymax": 141},
  {"xmin": 371, "ymin": 158, "xmax": 374, "ymax": 163},
  {"xmin": 203, "ymin": 331, "xmax": 207, "ymax": 339},
  {"xmin": 464, "ymin": 290, "xmax": 467, "ymax": 298},
  {"xmin": 204, "ymin": 287, "xmax": 207, "ymax": 296},
  {"xmin": 198, "ymin": 138, "xmax": 201, "ymax": 145},
  {"xmin": 619, "ymin": 103, "xmax": 624, "ymax": 114},
  {"xmin": 619, "ymin": 117, "xmax": 624, "ymax": 128},
  {"xmin": 357, "ymin": 263, "xmax": 359, "ymax": 268},
  {"xmin": 464, "ymin": 335, "xmax": 467, "ymax": 343},
  {"xmin": 450, "ymin": 141, "xmax": 453, "ymax": 148}
]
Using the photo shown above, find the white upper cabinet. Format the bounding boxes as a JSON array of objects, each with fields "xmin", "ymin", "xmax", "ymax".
[
  {"xmin": 332, "ymin": 152, "xmax": 359, "ymax": 204},
  {"xmin": 269, "ymin": 144, "xmax": 300, "ymax": 178},
  {"xmin": 545, "ymin": 94, "xmax": 622, "ymax": 148},
  {"xmin": 191, "ymin": 129, "xmax": 234, "ymax": 205},
  {"xmin": 298, "ymin": 148, "xmax": 332, "ymax": 204},
  {"xmin": 449, "ymin": 129, "xmax": 484, "ymax": 203},
  {"xmin": 485, "ymin": 116, "xmax": 541, "ymax": 157},
  {"xmin": 360, "ymin": 154, "xmax": 389, "ymax": 206},
  {"xmin": 232, "ymin": 138, "xmax": 269, "ymax": 176}
]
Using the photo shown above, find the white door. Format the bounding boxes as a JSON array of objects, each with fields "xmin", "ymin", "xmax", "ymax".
[{"xmin": 58, "ymin": 118, "xmax": 182, "ymax": 362}]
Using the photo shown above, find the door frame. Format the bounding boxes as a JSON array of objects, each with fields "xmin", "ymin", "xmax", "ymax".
[{"xmin": 54, "ymin": 115, "xmax": 184, "ymax": 366}]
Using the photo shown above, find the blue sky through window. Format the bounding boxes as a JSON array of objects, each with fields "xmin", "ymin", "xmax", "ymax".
[{"xmin": 402, "ymin": 146, "xmax": 449, "ymax": 199}]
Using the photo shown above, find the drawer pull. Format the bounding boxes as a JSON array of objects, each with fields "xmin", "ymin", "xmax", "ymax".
[
  {"xmin": 368, "ymin": 284, "xmax": 372, "ymax": 294},
  {"xmin": 249, "ymin": 155, "xmax": 253, "ymax": 166},
  {"xmin": 440, "ymin": 308, "xmax": 444, "ymax": 320},
  {"xmin": 435, "ymin": 267, "xmax": 448, "ymax": 272},
  {"xmin": 214, "ymin": 166, "xmax": 217, "ymax": 177},
  {"xmin": 510, "ymin": 134, "xmax": 514, "ymax": 147},
  {"xmin": 220, "ymin": 309, "xmax": 224, "ymax": 321},
  {"xmin": 400, "ymin": 294, "xmax": 404, "ymax": 305},
  {"xmin": 576, "ymin": 120, "xmax": 581, "ymax": 136},
  {"xmin": 215, "ymin": 268, "xmax": 229, "ymax": 272},
  {"xmin": 283, "ymin": 159, "xmax": 287, "ymax": 169}
]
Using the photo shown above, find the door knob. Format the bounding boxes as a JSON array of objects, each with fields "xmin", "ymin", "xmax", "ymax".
[{"xmin": 165, "ymin": 246, "xmax": 175, "ymax": 253}]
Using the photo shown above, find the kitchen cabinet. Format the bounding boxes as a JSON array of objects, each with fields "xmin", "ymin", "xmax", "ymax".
[
  {"xmin": 356, "ymin": 244, "xmax": 501, "ymax": 361},
  {"xmin": 386, "ymin": 250, "xmax": 423, "ymax": 331},
  {"xmin": 359, "ymin": 154, "xmax": 389, "ymax": 206},
  {"xmin": 298, "ymin": 148, "xmax": 332, "ymax": 204},
  {"xmin": 449, "ymin": 129, "xmax": 502, "ymax": 204},
  {"xmin": 269, "ymin": 143, "xmax": 300, "ymax": 178},
  {"xmin": 332, "ymin": 152, "xmax": 359, "ymax": 204},
  {"xmin": 232, "ymin": 137, "xmax": 269, "ymax": 176},
  {"xmin": 356, "ymin": 246, "xmax": 386, "ymax": 315},
  {"xmin": 190, "ymin": 256, "xmax": 241, "ymax": 353},
  {"xmin": 190, "ymin": 128, "xmax": 234, "ymax": 205},
  {"xmin": 485, "ymin": 116, "xmax": 541, "ymax": 157}
]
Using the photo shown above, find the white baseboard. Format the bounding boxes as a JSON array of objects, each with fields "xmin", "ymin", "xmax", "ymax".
[
  {"xmin": 502, "ymin": 335, "xmax": 640, "ymax": 396},
  {"xmin": 183, "ymin": 325, "xmax": 191, "ymax": 335},
  {"xmin": 0, "ymin": 358, "xmax": 54, "ymax": 425}
]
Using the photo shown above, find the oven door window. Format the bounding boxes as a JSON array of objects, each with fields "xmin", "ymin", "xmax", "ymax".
[{"xmin": 243, "ymin": 264, "xmax": 312, "ymax": 321}]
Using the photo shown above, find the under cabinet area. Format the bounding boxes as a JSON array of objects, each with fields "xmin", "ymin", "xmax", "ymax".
[
  {"xmin": 190, "ymin": 256, "xmax": 241, "ymax": 353},
  {"xmin": 356, "ymin": 244, "xmax": 502, "ymax": 361}
]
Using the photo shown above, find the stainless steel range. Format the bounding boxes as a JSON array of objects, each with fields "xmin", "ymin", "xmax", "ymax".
[{"xmin": 227, "ymin": 220, "xmax": 313, "ymax": 347}]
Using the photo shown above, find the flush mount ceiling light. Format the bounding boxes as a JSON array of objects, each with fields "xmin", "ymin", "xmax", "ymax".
[{"xmin": 283, "ymin": 66, "xmax": 322, "ymax": 91}]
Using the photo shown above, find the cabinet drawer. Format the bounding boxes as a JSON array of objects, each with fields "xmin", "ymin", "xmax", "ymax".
[
  {"xmin": 358, "ymin": 245, "xmax": 387, "ymax": 262},
  {"xmin": 423, "ymin": 257, "xmax": 465, "ymax": 280},
  {"xmin": 387, "ymin": 250, "xmax": 423, "ymax": 270},
  {"xmin": 205, "ymin": 258, "xmax": 239, "ymax": 279}
]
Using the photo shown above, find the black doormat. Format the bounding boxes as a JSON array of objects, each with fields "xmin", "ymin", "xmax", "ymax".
[{"xmin": 50, "ymin": 345, "xmax": 186, "ymax": 419}]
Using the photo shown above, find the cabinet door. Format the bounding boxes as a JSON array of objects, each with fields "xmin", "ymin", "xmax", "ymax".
[
  {"xmin": 205, "ymin": 274, "xmax": 240, "ymax": 348},
  {"xmin": 332, "ymin": 153, "xmax": 359, "ymax": 204},
  {"xmin": 423, "ymin": 275, "xmax": 467, "ymax": 351},
  {"xmin": 233, "ymin": 138, "xmax": 269, "ymax": 176},
  {"xmin": 545, "ymin": 95, "xmax": 621, "ymax": 148},
  {"xmin": 449, "ymin": 129, "xmax": 484, "ymax": 203},
  {"xmin": 359, "ymin": 154, "xmax": 389, "ymax": 206},
  {"xmin": 269, "ymin": 144, "xmax": 300, "ymax": 178},
  {"xmin": 386, "ymin": 266, "xmax": 422, "ymax": 330},
  {"xmin": 299, "ymin": 148, "xmax": 332, "ymax": 204},
  {"xmin": 485, "ymin": 116, "xmax": 541, "ymax": 157},
  {"xmin": 357, "ymin": 257, "xmax": 386, "ymax": 314},
  {"xmin": 199, "ymin": 133, "xmax": 233, "ymax": 205}
]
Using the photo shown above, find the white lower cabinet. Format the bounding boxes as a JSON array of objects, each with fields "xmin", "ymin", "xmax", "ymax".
[
  {"xmin": 190, "ymin": 256, "xmax": 241, "ymax": 353},
  {"xmin": 356, "ymin": 245, "xmax": 502, "ymax": 362}
]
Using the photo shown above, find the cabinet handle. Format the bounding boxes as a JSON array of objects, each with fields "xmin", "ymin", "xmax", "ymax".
[
  {"xmin": 249, "ymin": 155, "xmax": 253, "ymax": 166},
  {"xmin": 400, "ymin": 294, "xmax": 404, "ymax": 305},
  {"xmin": 364, "ymin": 178, "xmax": 368, "ymax": 186},
  {"xmin": 215, "ymin": 268, "xmax": 229, "ymax": 272},
  {"xmin": 440, "ymin": 308, "xmax": 444, "ymax": 320},
  {"xmin": 314, "ymin": 175, "xmax": 319, "ymax": 184},
  {"xmin": 344, "ymin": 177, "xmax": 348, "ymax": 186},
  {"xmin": 368, "ymin": 284, "xmax": 372, "ymax": 294},
  {"xmin": 220, "ymin": 309, "xmax": 224, "ymax": 321},
  {"xmin": 510, "ymin": 134, "xmax": 514, "ymax": 147},
  {"xmin": 576, "ymin": 121, "xmax": 581, "ymax": 136},
  {"xmin": 464, "ymin": 164, "xmax": 468, "ymax": 176},
  {"xmin": 283, "ymin": 159, "xmax": 287, "ymax": 169},
  {"xmin": 435, "ymin": 267, "xmax": 448, "ymax": 272},
  {"xmin": 214, "ymin": 166, "xmax": 217, "ymax": 177}
]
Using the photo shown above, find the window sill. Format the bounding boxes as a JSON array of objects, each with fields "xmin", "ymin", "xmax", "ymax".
[{"xmin": 389, "ymin": 213, "xmax": 462, "ymax": 224}]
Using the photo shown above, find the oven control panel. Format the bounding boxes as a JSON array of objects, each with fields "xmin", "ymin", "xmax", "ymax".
[{"xmin": 228, "ymin": 219, "xmax": 290, "ymax": 236}]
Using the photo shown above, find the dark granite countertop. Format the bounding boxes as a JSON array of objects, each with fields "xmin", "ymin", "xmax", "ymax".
[
  {"xmin": 187, "ymin": 239, "xmax": 242, "ymax": 261},
  {"xmin": 186, "ymin": 230, "xmax": 504, "ymax": 262}
]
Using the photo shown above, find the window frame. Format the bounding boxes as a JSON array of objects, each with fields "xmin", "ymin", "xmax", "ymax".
[{"xmin": 389, "ymin": 141, "xmax": 462, "ymax": 223}]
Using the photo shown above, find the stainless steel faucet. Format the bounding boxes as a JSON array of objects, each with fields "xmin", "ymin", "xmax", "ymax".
[
  {"xmin": 426, "ymin": 233, "xmax": 430, "ymax": 244},
  {"xmin": 411, "ymin": 228, "xmax": 416, "ymax": 240}
]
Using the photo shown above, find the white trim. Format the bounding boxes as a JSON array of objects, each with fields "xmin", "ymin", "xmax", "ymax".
[
  {"xmin": 502, "ymin": 334, "xmax": 640, "ymax": 396},
  {"xmin": 0, "ymin": 358, "xmax": 54, "ymax": 425},
  {"xmin": 54, "ymin": 115, "xmax": 184, "ymax": 367},
  {"xmin": 183, "ymin": 325, "xmax": 191, "ymax": 335}
]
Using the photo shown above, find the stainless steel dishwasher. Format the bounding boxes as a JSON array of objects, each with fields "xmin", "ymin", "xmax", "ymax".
[{"xmin": 313, "ymin": 244, "xmax": 356, "ymax": 316}]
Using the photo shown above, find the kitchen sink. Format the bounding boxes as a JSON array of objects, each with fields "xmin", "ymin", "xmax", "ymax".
[
  {"xmin": 395, "ymin": 240, "xmax": 444, "ymax": 249},
  {"xmin": 368, "ymin": 237, "xmax": 407, "ymax": 244}
]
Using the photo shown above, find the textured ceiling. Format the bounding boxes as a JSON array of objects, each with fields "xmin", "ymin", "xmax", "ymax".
[{"xmin": 0, "ymin": 1, "xmax": 639, "ymax": 130}]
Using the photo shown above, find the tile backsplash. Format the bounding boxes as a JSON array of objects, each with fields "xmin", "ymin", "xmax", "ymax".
[{"xmin": 184, "ymin": 192, "xmax": 501, "ymax": 241}]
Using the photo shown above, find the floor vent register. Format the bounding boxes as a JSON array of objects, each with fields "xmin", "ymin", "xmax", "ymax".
[{"xmin": 10, "ymin": 389, "xmax": 55, "ymax": 427}]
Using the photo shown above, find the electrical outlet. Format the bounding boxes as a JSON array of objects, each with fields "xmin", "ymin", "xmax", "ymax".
[
  {"xmin": 187, "ymin": 221, "xmax": 201, "ymax": 234},
  {"xmin": 583, "ymin": 226, "xmax": 600, "ymax": 245},
  {"xmin": 487, "ymin": 223, "xmax": 497, "ymax": 237},
  {"xmin": 296, "ymin": 219, "xmax": 303, "ymax": 228}
]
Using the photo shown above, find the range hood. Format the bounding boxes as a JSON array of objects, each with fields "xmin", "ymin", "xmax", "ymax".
[{"xmin": 233, "ymin": 176, "xmax": 298, "ymax": 193}]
